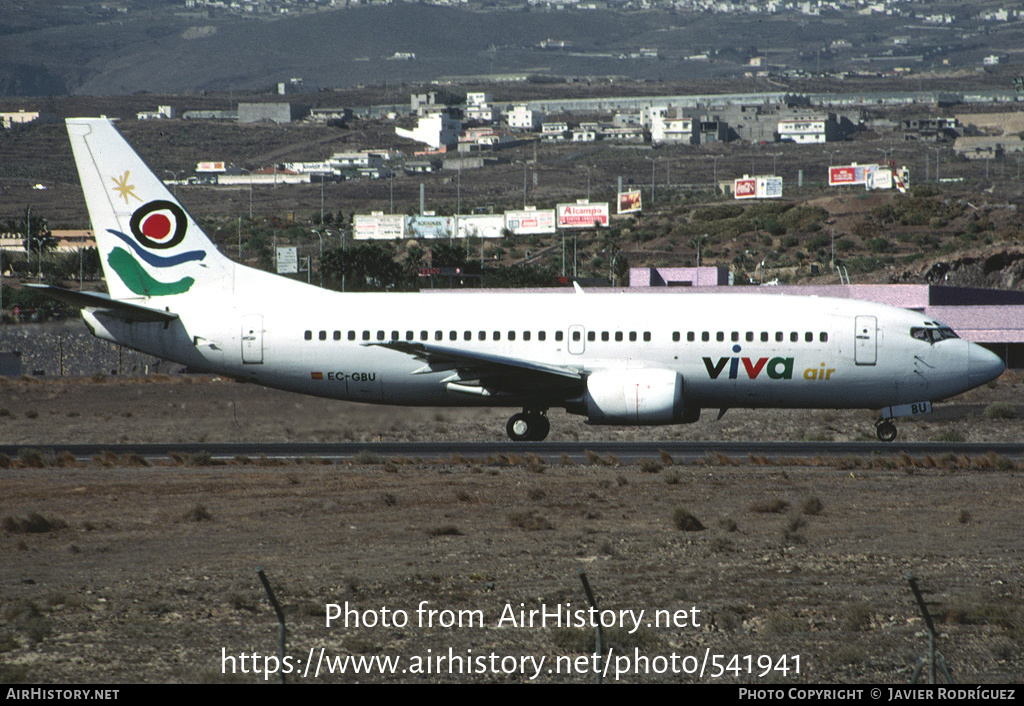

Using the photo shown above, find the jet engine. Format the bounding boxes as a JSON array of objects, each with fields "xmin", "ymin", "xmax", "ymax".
[{"xmin": 569, "ymin": 369, "xmax": 699, "ymax": 425}]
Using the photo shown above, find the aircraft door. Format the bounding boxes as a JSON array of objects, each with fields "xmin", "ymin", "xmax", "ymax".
[
  {"xmin": 854, "ymin": 315, "xmax": 877, "ymax": 366},
  {"xmin": 241, "ymin": 314, "xmax": 264, "ymax": 364},
  {"xmin": 568, "ymin": 325, "xmax": 586, "ymax": 355}
]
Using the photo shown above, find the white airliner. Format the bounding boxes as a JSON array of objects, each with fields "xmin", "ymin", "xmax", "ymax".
[{"xmin": 33, "ymin": 118, "xmax": 1005, "ymax": 442}]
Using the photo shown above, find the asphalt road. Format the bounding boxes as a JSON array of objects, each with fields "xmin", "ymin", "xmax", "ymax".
[{"xmin": 5, "ymin": 440, "xmax": 1024, "ymax": 464}]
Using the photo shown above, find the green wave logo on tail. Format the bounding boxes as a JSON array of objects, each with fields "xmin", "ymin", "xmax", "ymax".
[{"xmin": 108, "ymin": 247, "xmax": 195, "ymax": 296}]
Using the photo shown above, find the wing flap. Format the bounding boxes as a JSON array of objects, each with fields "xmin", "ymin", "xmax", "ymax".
[{"xmin": 373, "ymin": 341, "xmax": 585, "ymax": 398}]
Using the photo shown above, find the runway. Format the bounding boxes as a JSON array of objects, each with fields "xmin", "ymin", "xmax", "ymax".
[{"xmin": 4, "ymin": 440, "xmax": 1024, "ymax": 464}]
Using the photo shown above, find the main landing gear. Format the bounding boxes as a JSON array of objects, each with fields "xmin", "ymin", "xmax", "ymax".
[
  {"xmin": 506, "ymin": 409, "xmax": 550, "ymax": 441},
  {"xmin": 875, "ymin": 418, "xmax": 898, "ymax": 442}
]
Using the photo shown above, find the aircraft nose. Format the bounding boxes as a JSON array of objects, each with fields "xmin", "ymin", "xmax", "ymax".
[{"xmin": 967, "ymin": 344, "xmax": 1005, "ymax": 387}]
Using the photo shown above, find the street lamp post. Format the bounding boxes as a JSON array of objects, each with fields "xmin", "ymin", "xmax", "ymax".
[
  {"xmin": 515, "ymin": 160, "xmax": 528, "ymax": 209},
  {"xmin": 645, "ymin": 156, "xmax": 660, "ymax": 205},
  {"xmin": 311, "ymin": 229, "xmax": 324, "ymax": 286},
  {"xmin": 163, "ymin": 170, "xmax": 183, "ymax": 197},
  {"xmin": 709, "ymin": 155, "xmax": 722, "ymax": 193},
  {"xmin": 239, "ymin": 168, "xmax": 253, "ymax": 219}
]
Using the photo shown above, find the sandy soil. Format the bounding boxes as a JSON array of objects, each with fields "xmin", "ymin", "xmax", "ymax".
[{"xmin": 1, "ymin": 376, "xmax": 1022, "ymax": 684}]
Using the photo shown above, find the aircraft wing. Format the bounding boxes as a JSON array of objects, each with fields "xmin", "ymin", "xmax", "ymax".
[
  {"xmin": 373, "ymin": 341, "xmax": 585, "ymax": 398},
  {"xmin": 25, "ymin": 285, "xmax": 179, "ymax": 323}
]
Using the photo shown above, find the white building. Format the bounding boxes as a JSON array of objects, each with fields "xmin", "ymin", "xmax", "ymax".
[
  {"xmin": 650, "ymin": 111, "xmax": 695, "ymax": 144},
  {"xmin": 506, "ymin": 104, "xmax": 545, "ymax": 131},
  {"xmin": 777, "ymin": 116, "xmax": 829, "ymax": 144},
  {"xmin": 396, "ymin": 113, "xmax": 461, "ymax": 150},
  {"xmin": 137, "ymin": 105, "xmax": 174, "ymax": 120},
  {"xmin": 465, "ymin": 92, "xmax": 498, "ymax": 123}
]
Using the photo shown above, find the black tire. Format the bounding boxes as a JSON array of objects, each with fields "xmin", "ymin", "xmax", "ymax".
[
  {"xmin": 507, "ymin": 413, "xmax": 532, "ymax": 441},
  {"xmin": 506, "ymin": 412, "xmax": 550, "ymax": 441},
  {"xmin": 876, "ymin": 421, "xmax": 897, "ymax": 442}
]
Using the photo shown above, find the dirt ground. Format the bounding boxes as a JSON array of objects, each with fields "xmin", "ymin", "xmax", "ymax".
[{"xmin": 1, "ymin": 375, "xmax": 1023, "ymax": 684}]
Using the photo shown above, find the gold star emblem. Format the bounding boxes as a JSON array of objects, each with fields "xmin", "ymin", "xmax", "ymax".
[{"xmin": 111, "ymin": 170, "xmax": 143, "ymax": 205}]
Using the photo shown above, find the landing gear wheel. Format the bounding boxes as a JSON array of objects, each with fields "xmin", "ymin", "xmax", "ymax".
[
  {"xmin": 506, "ymin": 410, "xmax": 550, "ymax": 441},
  {"xmin": 875, "ymin": 420, "xmax": 898, "ymax": 442}
]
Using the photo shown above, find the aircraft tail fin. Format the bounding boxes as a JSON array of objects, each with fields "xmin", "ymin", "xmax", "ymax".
[{"xmin": 66, "ymin": 118, "xmax": 233, "ymax": 302}]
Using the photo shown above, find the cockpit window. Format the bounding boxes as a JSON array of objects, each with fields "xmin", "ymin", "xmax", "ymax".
[{"xmin": 911, "ymin": 327, "xmax": 960, "ymax": 344}]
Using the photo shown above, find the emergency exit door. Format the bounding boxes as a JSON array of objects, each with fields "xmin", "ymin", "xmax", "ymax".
[
  {"xmin": 241, "ymin": 314, "xmax": 264, "ymax": 364},
  {"xmin": 854, "ymin": 315, "xmax": 877, "ymax": 366}
]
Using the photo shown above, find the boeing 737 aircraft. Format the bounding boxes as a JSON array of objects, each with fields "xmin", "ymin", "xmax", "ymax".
[{"xmin": 33, "ymin": 118, "xmax": 1005, "ymax": 442}]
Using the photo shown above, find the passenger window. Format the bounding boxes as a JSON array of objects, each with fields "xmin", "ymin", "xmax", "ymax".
[
  {"xmin": 776, "ymin": 332, "xmax": 784, "ymax": 342},
  {"xmin": 539, "ymin": 331, "xmax": 546, "ymax": 341},
  {"xmin": 615, "ymin": 332, "xmax": 623, "ymax": 342},
  {"xmin": 524, "ymin": 331, "xmax": 531, "ymax": 341},
  {"xmin": 450, "ymin": 331, "xmax": 457, "ymax": 341},
  {"xmin": 588, "ymin": 331, "xmax": 596, "ymax": 342},
  {"xmin": 629, "ymin": 332, "xmax": 637, "ymax": 342},
  {"xmin": 805, "ymin": 332, "xmax": 813, "ymax": 343},
  {"xmin": 319, "ymin": 330, "xmax": 327, "ymax": 341},
  {"xmin": 673, "ymin": 332, "xmax": 680, "ymax": 342},
  {"xmin": 555, "ymin": 331, "xmax": 563, "ymax": 341},
  {"xmin": 362, "ymin": 331, "xmax": 370, "ymax": 341},
  {"xmin": 790, "ymin": 332, "xmax": 798, "ymax": 342},
  {"xmin": 377, "ymin": 330, "xmax": 385, "ymax": 341},
  {"xmin": 405, "ymin": 331, "xmax": 413, "ymax": 341},
  {"xmin": 572, "ymin": 331, "xmax": 581, "ymax": 341},
  {"xmin": 464, "ymin": 331, "xmax": 472, "ymax": 341},
  {"xmin": 420, "ymin": 331, "xmax": 428, "ymax": 341},
  {"xmin": 304, "ymin": 330, "xmax": 312, "ymax": 341},
  {"xmin": 820, "ymin": 332, "xmax": 828, "ymax": 343},
  {"xmin": 348, "ymin": 331, "xmax": 356, "ymax": 341},
  {"xmin": 493, "ymin": 331, "xmax": 500, "ymax": 341},
  {"xmin": 716, "ymin": 332, "xmax": 724, "ymax": 342},
  {"xmin": 508, "ymin": 331, "xmax": 516, "ymax": 341},
  {"xmin": 334, "ymin": 331, "xmax": 341, "ymax": 341},
  {"xmin": 702, "ymin": 332, "xmax": 710, "ymax": 342},
  {"xmin": 731, "ymin": 332, "xmax": 739, "ymax": 342},
  {"xmin": 687, "ymin": 332, "xmax": 695, "ymax": 342},
  {"xmin": 391, "ymin": 330, "xmax": 399, "ymax": 341},
  {"xmin": 746, "ymin": 332, "xmax": 754, "ymax": 342},
  {"xmin": 643, "ymin": 332, "xmax": 651, "ymax": 342},
  {"xmin": 602, "ymin": 332, "xmax": 610, "ymax": 342},
  {"xmin": 435, "ymin": 331, "xmax": 443, "ymax": 341},
  {"xmin": 760, "ymin": 332, "xmax": 769, "ymax": 342}
]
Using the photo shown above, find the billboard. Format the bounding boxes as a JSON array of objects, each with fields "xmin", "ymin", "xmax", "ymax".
[
  {"xmin": 504, "ymin": 209, "xmax": 556, "ymax": 235},
  {"xmin": 760, "ymin": 176, "xmax": 783, "ymax": 198},
  {"xmin": 455, "ymin": 215, "xmax": 505, "ymax": 239},
  {"xmin": 734, "ymin": 176, "xmax": 782, "ymax": 200},
  {"xmin": 828, "ymin": 163, "xmax": 878, "ymax": 187},
  {"xmin": 618, "ymin": 190, "xmax": 642, "ymax": 214},
  {"xmin": 354, "ymin": 214, "xmax": 406, "ymax": 240},
  {"xmin": 556, "ymin": 202, "xmax": 610, "ymax": 229},
  {"xmin": 734, "ymin": 178, "xmax": 757, "ymax": 199},
  {"xmin": 408, "ymin": 215, "xmax": 453, "ymax": 239}
]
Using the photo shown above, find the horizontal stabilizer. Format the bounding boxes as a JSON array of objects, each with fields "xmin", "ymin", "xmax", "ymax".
[{"xmin": 25, "ymin": 284, "xmax": 178, "ymax": 323}]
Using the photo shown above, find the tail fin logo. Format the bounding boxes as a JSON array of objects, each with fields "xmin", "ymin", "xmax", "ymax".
[
  {"xmin": 130, "ymin": 200, "xmax": 187, "ymax": 249},
  {"xmin": 105, "ymin": 196, "xmax": 207, "ymax": 297}
]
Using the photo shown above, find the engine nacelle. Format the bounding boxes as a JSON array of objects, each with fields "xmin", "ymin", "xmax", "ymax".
[{"xmin": 573, "ymin": 369, "xmax": 697, "ymax": 425}]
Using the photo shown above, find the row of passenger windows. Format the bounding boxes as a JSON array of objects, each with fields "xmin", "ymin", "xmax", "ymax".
[
  {"xmin": 302, "ymin": 329, "xmax": 648, "ymax": 343},
  {"xmin": 303, "ymin": 329, "xmax": 828, "ymax": 344},
  {"xmin": 675, "ymin": 331, "xmax": 829, "ymax": 344}
]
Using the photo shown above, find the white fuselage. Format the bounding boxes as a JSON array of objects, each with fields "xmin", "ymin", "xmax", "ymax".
[{"xmin": 82, "ymin": 274, "xmax": 995, "ymax": 415}]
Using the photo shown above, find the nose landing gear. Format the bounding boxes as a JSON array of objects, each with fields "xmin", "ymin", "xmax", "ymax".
[
  {"xmin": 506, "ymin": 409, "xmax": 550, "ymax": 441},
  {"xmin": 875, "ymin": 419, "xmax": 898, "ymax": 442}
]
